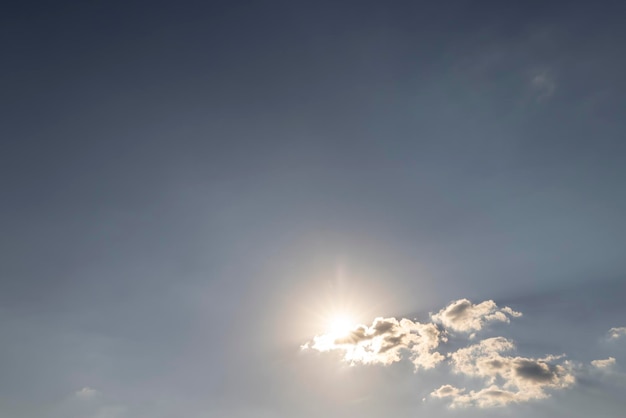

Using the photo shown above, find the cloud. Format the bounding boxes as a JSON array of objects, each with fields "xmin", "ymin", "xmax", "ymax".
[
  {"xmin": 431, "ymin": 299, "xmax": 522, "ymax": 333},
  {"xmin": 75, "ymin": 387, "xmax": 100, "ymax": 399},
  {"xmin": 432, "ymin": 384, "xmax": 524, "ymax": 408},
  {"xmin": 434, "ymin": 337, "xmax": 575, "ymax": 408},
  {"xmin": 52, "ymin": 388, "xmax": 128, "ymax": 418},
  {"xmin": 302, "ymin": 316, "xmax": 445, "ymax": 369},
  {"xmin": 530, "ymin": 70, "xmax": 556, "ymax": 101},
  {"xmin": 431, "ymin": 384, "xmax": 465, "ymax": 399},
  {"xmin": 302, "ymin": 298, "xmax": 614, "ymax": 409},
  {"xmin": 608, "ymin": 327, "xmax": 626, "ymax": 340},
  {"xmin": 591, "ymin": 357, "xmax": 616, "ymax": 370}
]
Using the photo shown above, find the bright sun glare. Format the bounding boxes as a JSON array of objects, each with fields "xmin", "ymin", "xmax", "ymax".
[{"xmin": 328, "ymin": 316, "xmax": 355, "ymax": 338}]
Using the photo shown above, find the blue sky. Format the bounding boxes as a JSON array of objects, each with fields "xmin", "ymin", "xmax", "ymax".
[{"xmin": 1, "ymin": 1, "xmax": 626, "ymax": 417}]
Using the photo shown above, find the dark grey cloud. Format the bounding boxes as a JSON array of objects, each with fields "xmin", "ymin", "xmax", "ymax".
[
  {"xmin": 333, "ymin": 317, "xmax": 400, "ymax": 346},
  {"xmin": 515, "ymin": 359, "xmax": 558, "ymax": 383}
]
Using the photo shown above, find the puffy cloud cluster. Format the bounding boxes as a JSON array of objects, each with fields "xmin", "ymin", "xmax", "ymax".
[
  {"xmin": 303, "ymin": 299, "xmax": 522, "ymax": 369},
  {"xmin": 431, "ymin": 299, "xmax": 521, "ymax": 334},
  {"xmin": 432, "ymin": 337, "xmax": 575, "ymax": 407},
  {"xmin": 608, "ymin": 327, "xmax": 626, "ymax": 340},
  {"xmin": 303, "ymin": 298, "xmax": 619, "ymax": 409},
  {"xmin": 303, "ymin": 298, "xmax": 523, "ymax": 372},
  {"xmin": 303, "ymin": 317, "xmax": 445, "ymax": 369}
]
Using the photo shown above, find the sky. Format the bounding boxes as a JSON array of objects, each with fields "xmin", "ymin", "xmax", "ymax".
[{"xmin": 1, "ymin": 1, "xmax": 626, "ymax": 417}]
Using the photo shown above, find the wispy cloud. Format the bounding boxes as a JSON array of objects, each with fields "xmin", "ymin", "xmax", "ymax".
[
  {"xmin": 608, "ymin": 327, "xmax": 626, "ymax": 340},
  {"xmin": 74, "ymin": 387, "xmax": 100, "ymax": 399},
  {"xmin": 51, "ymin": 388, "xmax": 129, "ymax": 418},
  {"xmin": 591, "ymin": 357, "xmax": 616, "ymax": 370},
  {"xmin": 530, "ymin": 70, "xmax": 556, "ymax": 101}
]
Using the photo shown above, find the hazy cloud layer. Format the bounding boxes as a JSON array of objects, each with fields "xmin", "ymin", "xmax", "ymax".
[
  {"xmin": 41, "ymin": 388, "xmax": 130, "ymax": 418},
  {"xmin": 431, "ymin": 299, "xmax": 522, "ymax": 333},
  {"xmin": 74, "ymin": 387, "xmax": 100, "ymax": 399}
]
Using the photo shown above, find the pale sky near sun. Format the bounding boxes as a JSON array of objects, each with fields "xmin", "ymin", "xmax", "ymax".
[{"xmin": 2, "ymin": 1, "xmax": 626, "ymax": 417}]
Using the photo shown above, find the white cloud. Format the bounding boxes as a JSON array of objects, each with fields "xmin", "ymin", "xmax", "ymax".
[
  {"xmin": 301, "ymin": 298, "xmax": 616, "ymax": 409},
  {"xmin": 591, "ymin": 357, "xmax": 616, "ymax": 370},
  {"xmin": 431, "ymin": 299, "xmax": 522, "ymax": 333},
  {"xmin": 608, "ymin": 327, "xmax": 626, "ymax": 340},
  {"xmin": 434, "ymin": 337, "xmax": 575, "ymax": 408},
  {"xmin": 302, "ymin": 316, "xmax": 445, "ymax": 369},
  {"xmin": 431, "ymin": 384, "xmax": 465, "ymax": 399}
]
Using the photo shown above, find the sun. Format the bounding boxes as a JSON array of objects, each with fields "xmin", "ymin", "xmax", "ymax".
[{"xmin": 328, "ymin": 315, "xmax": 355, "ymax": 338}]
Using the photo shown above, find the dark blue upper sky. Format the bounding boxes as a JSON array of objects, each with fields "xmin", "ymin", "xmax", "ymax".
[{"xmin": 1, "ymin": 1, "xmax": 625, "ymax": 417}]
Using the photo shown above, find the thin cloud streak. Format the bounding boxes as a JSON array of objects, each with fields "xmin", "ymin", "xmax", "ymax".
[{"xmin": 591, "ymin": 357, "xmax": 616, "ymax": 370}]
